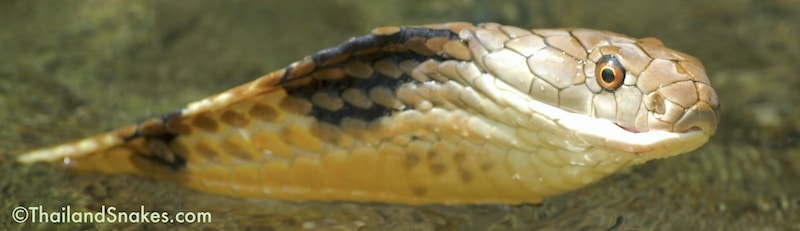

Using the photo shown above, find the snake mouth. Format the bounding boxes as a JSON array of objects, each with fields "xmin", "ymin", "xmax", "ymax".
[
  {"xmin": 615, "ymin": 123, "xmax": 642, "ymax": 134},
  {"xmin": 614, "ymin": 123, "xmax": 705, "ymax": 135},
  {"xmin": 679, "ymin": 126, "xmax": 704, "ymax": 133}
]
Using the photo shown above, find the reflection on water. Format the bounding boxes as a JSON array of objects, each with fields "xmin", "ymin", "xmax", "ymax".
[{"xmin": 2, "ymin": 0, "xmax": 798, "ymax": 230}]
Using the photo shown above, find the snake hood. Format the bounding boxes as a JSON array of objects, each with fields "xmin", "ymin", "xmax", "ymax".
[{"xmin": 19, "ymin": 22, "xmax": 719, "ymax": 204}]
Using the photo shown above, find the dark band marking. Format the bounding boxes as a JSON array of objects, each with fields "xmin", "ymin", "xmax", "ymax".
[
  {"xmin": 121, "ymin": 110, "xmax": 187, "ymax": 169},
  {"xmin": 127, "ymin": 27, "xmax": 464, "ymax": 170},
  {"xmin": 141, "ymin": 134, "xmax": 186, "ymax": 170},
  {"xmin": 281, "ymin": 27, "xmax": 462, "ymax": 125},
  {"xmin": 123, "ymin": 109, "xmax": 183, "ymax": 141},
  {"xmin": 311, "ymin": 27, "xmax": 460, "ymax": 66}
]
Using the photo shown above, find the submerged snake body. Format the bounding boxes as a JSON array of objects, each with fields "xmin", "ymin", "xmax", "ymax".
[{"xmin": 18, "ymin": 22, "xmax": 719, "ymax": 205}]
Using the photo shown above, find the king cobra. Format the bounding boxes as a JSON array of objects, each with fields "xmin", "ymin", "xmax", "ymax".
[{"xmin": 18, "ymin": 22, "xmax": 719, "ymax": 205}]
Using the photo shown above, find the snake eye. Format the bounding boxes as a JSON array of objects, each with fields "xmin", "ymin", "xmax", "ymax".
[{"xmin": 595, "ymin": 55, "xmax": 626, "ymax": 91}]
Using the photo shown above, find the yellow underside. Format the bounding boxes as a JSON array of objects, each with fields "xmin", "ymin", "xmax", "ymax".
[{"xmin": 54, "ymin": 80, "xmax": 606, "ymax": 205}]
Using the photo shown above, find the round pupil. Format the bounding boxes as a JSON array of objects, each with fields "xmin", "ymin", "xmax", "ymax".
[{"xmin": 601, "ymin": 68, "xmax": 615, "ymax": 83}]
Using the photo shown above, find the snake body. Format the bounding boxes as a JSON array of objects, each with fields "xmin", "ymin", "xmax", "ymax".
[{"xmin": 18, "ymin": 22, "xmax": 719, "ymax": 205}]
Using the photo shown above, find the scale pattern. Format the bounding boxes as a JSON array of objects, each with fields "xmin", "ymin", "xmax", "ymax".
[{"xmin": 18, "ymin": 22, "xmax": 719, "ymax": 205}]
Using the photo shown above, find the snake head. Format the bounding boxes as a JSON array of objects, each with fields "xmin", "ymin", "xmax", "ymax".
[
  {"xmin": 575, "ymin": 30, "xmax": 720, "ymax": 159},
  {"xmin": 567, "ymin": 30, "xmax": 720, "ymax": 139},
  {"xmin": 466, "ymin": 24, "xmax": 719, "ymax": 160}
]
